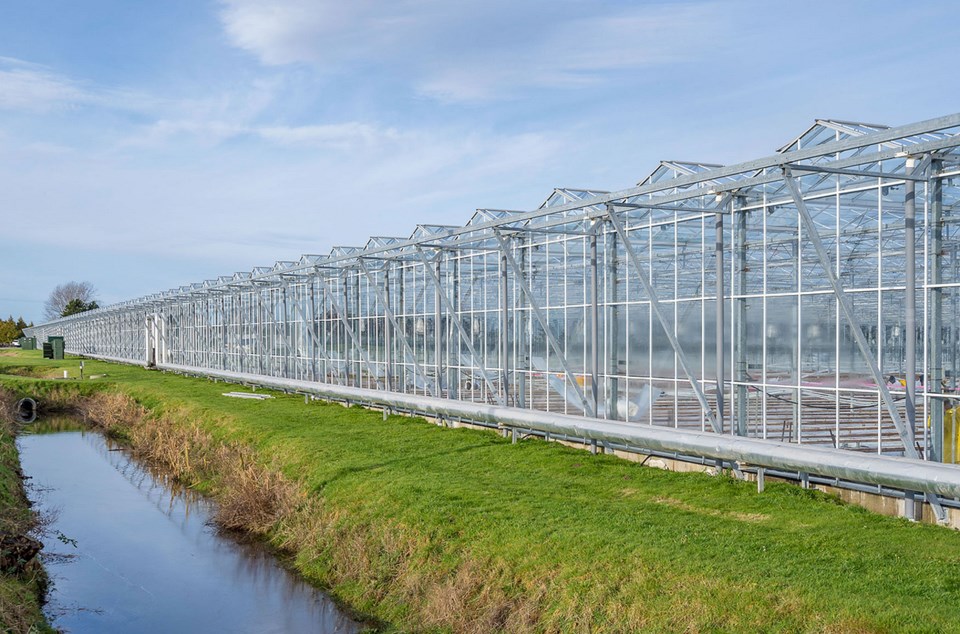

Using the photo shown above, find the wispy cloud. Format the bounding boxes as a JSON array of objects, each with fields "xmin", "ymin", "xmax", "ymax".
[
  {"xmin": 257, "ymin": 122, "xmax": 400, "ymax": 147},
  {"xmin": 218, "ymin": 0, "xmax": 425, "ymax": 67},
  {"xmin": 119, "ymin": 118, "xmax": 403, "ymax": 150},
  {"xmin": 0, "ymin": 56, "xmax": 169, "ymax": 114},
  {"xmin": 217, "ymin": 0, "xmax": 729, "ymax": 102},
  {"xmin": 0, "ymin": 57, "xmax": 91, "ymax": 111},
  {"xmin": 419, "ymin": 5, "xmax": 726, "ymax": 102}
]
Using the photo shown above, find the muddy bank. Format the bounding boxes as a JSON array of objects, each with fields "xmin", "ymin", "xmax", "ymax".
[{"xmin": 0, "ymin": 391, "xmax": 52, "ymax": 634}]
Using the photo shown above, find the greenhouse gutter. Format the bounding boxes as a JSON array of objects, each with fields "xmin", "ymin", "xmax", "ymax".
[{"xmin": 105, "ymin": 359, "xmax": 960, "ymax": 502}]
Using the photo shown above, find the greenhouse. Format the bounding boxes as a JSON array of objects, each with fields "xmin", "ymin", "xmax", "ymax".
[{"xmin": 27, "ymin": 113, "xmax": 960, "ymax": 515}]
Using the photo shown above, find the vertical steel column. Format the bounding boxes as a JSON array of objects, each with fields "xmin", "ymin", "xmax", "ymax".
[
  {"xmin": 905, "ymin": 157, "xmax": 917, "ymax": 450},
  {"xmin": 589, "ymin": 224, "xmax": 601, "ymax": 416},
  {"xmin": 930, "ymin": 160, "xmax": 944, "ymax": 461},
  {"xmin": 734, "ymin": 198, "xmax": 748, "ymax": 435},
  {"xmin": 354, "ymin": 271, "xmax": 362, "ymax": 387},
  {"xmin": 500, "ymin": 243, "xmax": 510, "ymax": 405},
  {"xmin": 281, "ymin": 286, "xmax": 290, "ymax": 378},
  {"xmin": 257, "ymin": 289, "xmax": 265, "ymax": 376},
  {"xmin": 448, "ymin": 257, "xmax": 460, "ymax": 400},
  {"xmin": 308, "ymin": 281, "xmax": 317, "ymax": 381},
  {"xmin": 605, "ymin": 224, "xmax": 619, "ymax": 418},
  {"xmin": 791, "ymin": 241, "xmax": 800, "ymax": 442},
  {"xmin": 342, "ymin": 272, "xmax": 355, "ymax": 387},
  {"xmin": 397, "ymin": 266, "xmax": 405, "ymax": 391},
  {"xmin": 220, "ymin": 295, "xmax": 227, "ymax": 371},
  {"xmin": 715, "ymin": 211, "xmax": 726, "ymax": 433},
  {"xmin": 237, "ymin": 292, "xmax": 244, "ymax": 374},
  {"xmin": 954, "ymin": 249, "xmax": 959, "ymax": 394},
  {"xmin": 383, "ymin": 267, "xmax": 393, "ymax": 391},
  {"xmin": 435, "ymin": 257, "xmax": 444, "ymax": 395}
]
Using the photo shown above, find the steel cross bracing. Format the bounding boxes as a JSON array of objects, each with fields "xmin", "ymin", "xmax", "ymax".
[{"xmin": 27, "ymin": 113, "xmax": 960, "ymax": 521}]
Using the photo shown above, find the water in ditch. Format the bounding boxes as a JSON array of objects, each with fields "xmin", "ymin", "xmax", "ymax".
[{"xmin": 17, "ymin": 421, "xmax": 363, "ymax": 633}]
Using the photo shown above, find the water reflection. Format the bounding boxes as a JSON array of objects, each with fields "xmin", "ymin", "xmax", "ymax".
[
  {"xmin": 28, "ymin": 416, "xmax": 87, "ymax": 434},
  {"xmin": 18, "ymin": 424, "xmax": 362, "ymax": 634}
]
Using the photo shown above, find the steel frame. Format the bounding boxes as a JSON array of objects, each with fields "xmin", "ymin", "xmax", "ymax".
[{"xmin": 27, "ymin": 113, "xmax": 960, "ymax": 519}]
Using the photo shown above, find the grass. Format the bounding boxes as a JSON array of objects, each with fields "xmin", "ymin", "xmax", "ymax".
[
  {"xmin": 0, "ymin": 386, "xmax": 54, "ymax": 634},
  {"xmin": 3, "ymin": 349, "xmax": 960, "ymax": 632}
]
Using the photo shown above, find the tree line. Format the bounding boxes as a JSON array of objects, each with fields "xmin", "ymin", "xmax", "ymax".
[
  {"xmin": 0, "ymin": 281, "xmax": 100, "ymax": 344},
  {"xmin": 0, "ymin": 316, "xmax": 32, "ymax": 344}
]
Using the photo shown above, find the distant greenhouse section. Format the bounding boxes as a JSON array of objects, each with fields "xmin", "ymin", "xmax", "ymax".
[{"xmin": 26, "ymin": 113, "xmax": 960, "ymax": 517}]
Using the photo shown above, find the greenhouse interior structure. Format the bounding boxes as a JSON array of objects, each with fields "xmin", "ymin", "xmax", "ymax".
[{"xmin": 26, "ymin": 112, "xmax": 960, "ymax": 520}]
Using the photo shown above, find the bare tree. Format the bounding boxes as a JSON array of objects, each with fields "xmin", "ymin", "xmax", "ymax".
[{"xmin": 44, "ymin": 281, "xmax": 98, "ymax": 321}]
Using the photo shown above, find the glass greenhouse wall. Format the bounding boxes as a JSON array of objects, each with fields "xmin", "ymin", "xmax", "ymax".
[{"xmin": 27, "ymin": 114, "xmax": 960, "ymax": 466}]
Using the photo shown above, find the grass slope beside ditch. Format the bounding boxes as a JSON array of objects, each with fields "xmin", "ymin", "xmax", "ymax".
[
  {"xmin": 2, "ymin": 349, "xmax": 960, "ymax": 633},
  {"xmin": 0, "ymin": 387, "xmax": 53, "ymax": 634}
]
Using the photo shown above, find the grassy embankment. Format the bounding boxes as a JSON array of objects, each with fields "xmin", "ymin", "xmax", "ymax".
[
  {"xmin": 3, "ymin": 348, "xmax": 960, "ymax": 633},
  {"xmin": 0, "ymin": 385, "xmax": 54, "ymax": 633}
]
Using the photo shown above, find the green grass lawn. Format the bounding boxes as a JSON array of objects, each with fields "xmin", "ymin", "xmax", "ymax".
[{"xmin": 3, "ymin": 349, "xmax": 960, "ymax": 632}]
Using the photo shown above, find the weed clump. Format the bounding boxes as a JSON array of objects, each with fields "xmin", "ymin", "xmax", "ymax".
[
  {"xmin": 80, "ymin": 392, "xmax": 301, "ymax": 537},
  {"xmin": 216, "ymin": 460, "xmax": 300, "ymax": 533},
  {"xmin": 80, "ymin": 391, "xmax": 146, "ymax": 440}
]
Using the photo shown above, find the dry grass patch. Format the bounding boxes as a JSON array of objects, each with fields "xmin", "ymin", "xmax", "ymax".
[
  {"xmin": 81, "ymin": 390, "xmax": 147, "ymax": 434},
  {"xmin": 216, "ymin": 458, "xmax": 302, "ymax": 534},
  {"xmin": 652, "ymin": 495, "xmax": 770, "ymax": 523},
  {"xmin": 80, "ymin": 391, "xmax": 303, "ymax": 538}
]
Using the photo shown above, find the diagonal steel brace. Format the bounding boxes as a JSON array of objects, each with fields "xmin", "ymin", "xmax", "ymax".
[
  {"xmin": 286, "ymin": 281, "xmax": 345, "ymax": 386},
  {"xmin": 414, "ymin": 246, "xmax": 505, "ymax": 406},
  {"xmin": 315, "ymin": 272, "xmax": 384, "ymax": 391},
  {"xmin": 356, "ymin": 258, "xmax": 438, "ymax": 398},
  {"xmin": 782, "ymin": 167, "xmax": 946, "ymax": 521},
  {"xmin": 604, "ymin": 205, "xmax": 722, "ymax": 434},
  {"xmin": 493, "ymin": 229, "xmax": 595, "ymax": 417}
]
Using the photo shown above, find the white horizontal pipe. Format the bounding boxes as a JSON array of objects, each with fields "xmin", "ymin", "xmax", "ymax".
[{"xmin": 119, "ymin": 360, "xmax": 960, "ymax": 501}]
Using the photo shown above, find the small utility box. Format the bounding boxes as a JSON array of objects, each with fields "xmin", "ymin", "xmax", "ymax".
[
  {"xmin": 47, "ymin": 336, "xmax": 65, "ymax": 360},
  {"xmin": 22, "ymin": 337, "xmax": 36, "ymax": 351}
]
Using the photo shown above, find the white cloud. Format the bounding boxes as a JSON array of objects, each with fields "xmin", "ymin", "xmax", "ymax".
[
  {"xmin": 257, "ymin": 122, "xmax": 399, "ymax": 147},
  {"xmin": 217, "ymin": 1, "xmax": 729, "ymax": 101},
  {"xmin": 218, "ymin": 0, "xmax": 415, "ymax": 66}
]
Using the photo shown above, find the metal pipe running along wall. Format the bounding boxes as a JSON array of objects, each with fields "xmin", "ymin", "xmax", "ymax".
[
  {"xmin": 156, "ymin": 361, "xmax": 960, "ymax": 502},
  {"xmin": 25, "ymin": 113, "xmax": 960, "ymax": 519}
]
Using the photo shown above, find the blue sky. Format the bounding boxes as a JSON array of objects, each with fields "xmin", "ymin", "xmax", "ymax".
[{"xmin": 1, "ymin": 0, "xmax": 958, "ymax": 322}]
